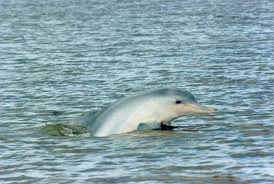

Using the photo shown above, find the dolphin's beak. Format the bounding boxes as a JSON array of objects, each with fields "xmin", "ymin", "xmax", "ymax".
[{"xmin": 184, "ymin": 103, "xmax": 215, "ymax": 114}]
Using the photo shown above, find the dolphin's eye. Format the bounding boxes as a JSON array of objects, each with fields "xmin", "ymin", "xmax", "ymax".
[{"xmin": 175, "ymin": 100, "xmax": 182, "ymax": 104}]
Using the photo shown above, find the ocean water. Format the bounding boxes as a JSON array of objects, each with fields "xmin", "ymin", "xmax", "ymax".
[{"xmin": 0, "ymin": 0, "xmax": 273, "ymax": 183}]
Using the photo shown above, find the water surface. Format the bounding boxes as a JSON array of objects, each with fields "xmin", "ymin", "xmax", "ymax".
[{"xmin": 0, "ymin": 0, "xmax": 273, "ymax": 183}]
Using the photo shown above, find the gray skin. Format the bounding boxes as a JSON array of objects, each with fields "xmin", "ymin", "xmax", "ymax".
[{"xmin": 75, "ymin": 88, "xmax": 214, "ymax": 137}]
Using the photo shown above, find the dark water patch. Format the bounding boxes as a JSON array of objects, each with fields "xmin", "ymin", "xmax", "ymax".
[
  {"xmin": 86, "ymin": 175, "xmax": 246, "ymax": 184},
  {"xmin": 230, "ymin": 150, "xmax": 271, "ymax": 158},
  {"xmin": 40, "ymin": 110, "xmax": 65, "ymax": 116}
]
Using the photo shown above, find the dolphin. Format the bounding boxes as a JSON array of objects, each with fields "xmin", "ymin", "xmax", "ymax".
[{"xmin": 75, "ymin": 88, "xmax": 214, "ymax": 137}]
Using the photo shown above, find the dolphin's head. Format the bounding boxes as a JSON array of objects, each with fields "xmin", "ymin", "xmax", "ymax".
[{"xmin": 148, "ymin": 88, "xmax": 215, "ymax": 125}]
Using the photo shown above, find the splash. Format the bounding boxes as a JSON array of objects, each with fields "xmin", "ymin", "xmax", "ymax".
[{"xmin": 41, "ymin": 123, "xmax": 89, "ymax": 137}]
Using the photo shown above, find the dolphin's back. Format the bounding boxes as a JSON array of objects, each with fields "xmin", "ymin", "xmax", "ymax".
[
  {"xmin": 75, "ymin": 95, "xmax": 141, "ymax": 133},
  {"xmin": 72, "ymin": 109, "xmax": 104, "ymax": 132},
  {"xmin": 74, "ymin": 89, "xmax": 171, "ymax": 133}
]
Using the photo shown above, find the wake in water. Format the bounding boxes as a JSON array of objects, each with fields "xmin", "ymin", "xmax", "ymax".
[{"xmin": 41, "ymin": 122, "xmax": 199, "ymax": 137}]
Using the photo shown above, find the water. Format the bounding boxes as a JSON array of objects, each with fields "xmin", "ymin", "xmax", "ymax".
[{"xmin": 0, "ymin": 0, "xmax": 273, "ymax": 183}]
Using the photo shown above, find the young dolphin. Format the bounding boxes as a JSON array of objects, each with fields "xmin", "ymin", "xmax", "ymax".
[{"xmin": 76, "ymin": 88, "xmax": 214, "ymax": 137}]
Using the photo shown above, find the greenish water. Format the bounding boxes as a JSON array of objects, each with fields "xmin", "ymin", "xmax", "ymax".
[{"xmin": 0, "ymin": 0, "xmax": 273, "ymax": 183}]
